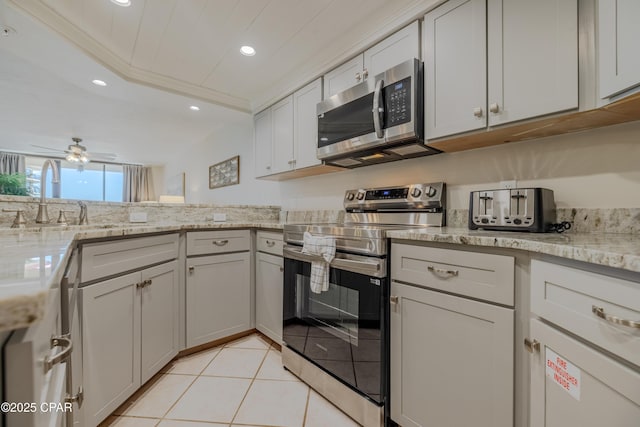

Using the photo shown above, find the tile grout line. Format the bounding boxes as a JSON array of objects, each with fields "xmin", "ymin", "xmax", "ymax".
[
  {"xmin": 301, "ymin": 386, "xmax": 312, "ymax": 427},
  {"xmin": 228, "ymin": 342, "xmax": 272, "ymax": 425}
]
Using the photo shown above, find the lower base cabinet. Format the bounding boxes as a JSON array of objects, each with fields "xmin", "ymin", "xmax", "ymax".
[
  {"xmin": 390, "ymin": 281, "xmax": 514, "ymax": 427},
  {"xmin": 256, "ymin": 251, "xmax": 283, "ymax": 344},
  {"xmin": 186, "ymin": 252, "xmax": 251, "ymax": 347},
  {"xmin": 81, "ymin": 261, "xmax": 179, "ymax": 426},
  {"xmin": 529, "ymin": 319, "xmax": 640, "ymax": 426}
]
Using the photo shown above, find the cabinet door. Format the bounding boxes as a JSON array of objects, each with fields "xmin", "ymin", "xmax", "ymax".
[
  {"xmin": 255, "ymin": 252, "xmax": 284, "ymax": 344},
  {"xmin": 140, "ymin": 261, "xmax": 179, "ymax": 384},
  {"xmin": 323, "ymin": 55, "xmax": 364, "ymax": 99},
  {"xmin": 390, "ymin": 281, "xmax": 514, "ymax": 427},
  {"xmin": 424, "ymin": 0, "xmax": 487, "ymax": 139},
  {"xmin": 598, "ymin": 0, "xmax": 640, "ymax": 98},
  {"xmin": 293, "ymin": 78, "xmax": 322, "ymax": 170},
  {"xmin": 364, "ymin": 21, "xmax": 420, "ymax": 79},
  {"xmin": 487, "ymin": 0, "xmax": 578, "ymax": 126},
  {"xmin": 254, "ymin": 108, "xmax": 273, "ymax": 177},
  {"xmin": 271, "ymin": 95, "xmax": 295, "ymax": 174},
  {"xmin": 186, "ymin": 252, "xmax": 251, "ymax": 347},
  {"xmin": 529, "ymin": 319, "xmax": 640, "ymax": 426},
  {"xmin": 81, "ymin": 272, "xmax": 141, "ymax": 427}
]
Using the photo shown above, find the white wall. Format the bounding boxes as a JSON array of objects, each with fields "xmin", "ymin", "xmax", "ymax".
[
  {"xmin": 162, "ymin": 115, "xmax": 282, "ymax": 206},
  {"xmin": 278, "ymin": 120, "xmax": 640, "ymax": 210}
]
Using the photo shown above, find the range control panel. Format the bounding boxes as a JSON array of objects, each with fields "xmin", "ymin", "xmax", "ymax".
[{"xmin": 344, "ymin": 182, "xmax": 445, "ymax": 212}]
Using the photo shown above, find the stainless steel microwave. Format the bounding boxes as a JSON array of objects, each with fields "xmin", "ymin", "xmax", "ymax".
[{"xmin": 317, "ymin": 59, "xmax": 439, "ymax": 168}]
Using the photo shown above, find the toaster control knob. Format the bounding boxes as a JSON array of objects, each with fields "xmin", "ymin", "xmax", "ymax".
[
  {"xmin": 346, "ymin": 193, "xmax": 355, "ymax": 201},
  {"xmin": 356, "ymin": 192, "xmax": 365, "ymax": 200},
  {"xmin": 513, "ymin": 218, "xmax": 522, "ymax": 225},
  {"xmin": 411, "ymin": 188, "xmax": 422, "ymax": 198},
  {"xmin": 481, "ymin": 218, "xmax": 489, "ymax": 224},
  {"xmin": 425, "ymin": 186, "xmax": 437, "ymax": 197}
]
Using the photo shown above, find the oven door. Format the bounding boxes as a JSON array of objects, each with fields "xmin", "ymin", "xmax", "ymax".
[{"xmin": 282, "ymin": 245, "xmax": 388, "ymax": 405}]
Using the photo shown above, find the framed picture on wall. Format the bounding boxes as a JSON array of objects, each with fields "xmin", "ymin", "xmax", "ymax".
[{"xmin": 209, "ymin": 155, "xmax": 239, "ymax": 189}]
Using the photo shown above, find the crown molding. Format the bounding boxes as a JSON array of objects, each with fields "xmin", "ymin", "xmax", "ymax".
[{"xmin": 7, "ymin": 0, "xmax": 252, "ymax": 113}]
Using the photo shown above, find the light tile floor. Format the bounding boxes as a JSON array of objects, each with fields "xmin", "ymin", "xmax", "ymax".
[{"xmin": 100, "ymin": 334, "xmax": 361, "ymax": 427}]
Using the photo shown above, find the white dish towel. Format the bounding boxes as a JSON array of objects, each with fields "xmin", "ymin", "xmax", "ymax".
[{"xmin": 301, "ymin": 231, "xmax": 336, "ymax": 294}]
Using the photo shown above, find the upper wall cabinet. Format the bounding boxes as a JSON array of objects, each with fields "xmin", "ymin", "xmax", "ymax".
[
  {"xmin": 424, "ymin": 0, "xmax": 578, "ymax": 140},
  {"xmin": 254, "ymin": 78, "xmax": 323, "ymax": 178},
  {"xmin": 323, "ymin": 21, "xmax": 420, "ymax": 99},
  {"xmin": 598, "ymin": 0, "xmax": 640, "ymax": 99}
]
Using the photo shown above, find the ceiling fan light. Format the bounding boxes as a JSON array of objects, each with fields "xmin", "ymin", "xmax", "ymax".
[
  {"xmin": 80, "ymin": 154, "xmax": 89, "ymax": 163},
  {"xmin": 66, "ymin": 153, "xmax": 78, "ymax": 163}
]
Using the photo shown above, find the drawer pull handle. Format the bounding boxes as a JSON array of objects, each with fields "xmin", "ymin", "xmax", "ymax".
[
  {"xmin": 266, "ymin": 240, "xmax": 276, "ymax": 247},
  {"xmin": 44, "ymin": 335, "xmax": 73, "ymax": 374},
  {"xmin": 213, "ymin": 240, "xmax": 229, "ymax": 246},
  {"xmin": 188, "ymin": 266, "xmax": 195, "ymax": 274},
  {"xmin": 390, "ymin": 295, "xmax": 399, "ymax": 305},
  {"xmin": 427, "ymin": 266, "xmax": 459, "ymax": 277},
  {"xmin": 592, "ymin": 306, "xmax": 640, "ymax": 329},
  {"xmin": 524, "ymin": 338, "xmax": 540, "ymax": 353}
]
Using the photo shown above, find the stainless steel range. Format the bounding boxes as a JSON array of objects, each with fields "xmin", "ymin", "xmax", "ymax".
[{"xmin": 282, "ymin": 182, "xmax": 446, "ymax": 427}]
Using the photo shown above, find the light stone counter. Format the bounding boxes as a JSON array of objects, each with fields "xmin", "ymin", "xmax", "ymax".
[
  {"xmin": 0, "ymin": 221, "xmax": 283, "ymax": 332},
  {"xmin": 386, "ymin": 227, "xmax": 640, "ymax": 274}
]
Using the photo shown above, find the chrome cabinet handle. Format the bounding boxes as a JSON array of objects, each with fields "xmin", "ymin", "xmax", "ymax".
[
  {"xmin": 524, "ymin": 338, "xmax": 540, "ymax": 353},
  {"xmin": 362, "ymin": 68, "xmax": 369, "ymax": 79},
  {"xmin": 44, "ymin": 335, "xmax": 73, "ymax": 374},
  {"xmin": 213, "ymin": 240, "xmax": 229, "ymax": 246},
  {"xmin": 372, "ymin": 79, "xmax": 384, "ymax": 138},
  {"xmin": 489, "ymin": 103, "xmax": 500, "ymax": 113},
  {"xmin": 188, "ymin": 266, "xmax": 195, "ymax": 274},
  {"xmin": 355, "ymin": 72, "xmax": 362, "ymax": 82},
  {"xmin": 266, "ymin": 240, "xmax": 276, "ymax": 247},
  {"xmin": 427, "ymin": 265, "xmax": 459, "ymax": 277},
  {"xmin": 473, "ymin": 107, "xmax": 483, "ymax": 117},
  {"xmin": 390, "ymin": 295, "xmax": 399, "ymax": 305},
  {"xmin": 137, "ymin": 279, "xmax": 152, "ymax": 288},
  {"xmin": 136, "ymin": 282, "xmax": 144, "ymax": 289},
  {"xmin": 592, "ymin": 306, "xmax": 640, "ymax": 329}
]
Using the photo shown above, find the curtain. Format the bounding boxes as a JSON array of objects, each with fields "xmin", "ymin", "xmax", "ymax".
[
  {"xmin": 122, "ymin": 164, "xmax": 155, "ymax": 202},
  {"xmin": 0, "ymin": 152, "xmax": 26, "ymax": 174}
]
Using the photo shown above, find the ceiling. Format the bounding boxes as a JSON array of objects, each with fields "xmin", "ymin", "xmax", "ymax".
[{"xmin": 0, "ymin": 0, "xmax": 436, "ymax": 164}]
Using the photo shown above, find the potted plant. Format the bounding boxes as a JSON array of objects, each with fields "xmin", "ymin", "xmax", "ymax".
[{"xmin": 0, "ymin": 173, "xmax": 29, "ymax": 196}]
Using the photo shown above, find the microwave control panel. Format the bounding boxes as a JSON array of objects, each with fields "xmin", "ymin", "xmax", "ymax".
[{"xmin": 384, "ymin": 77, "xmax": 411, "ymax": 127}]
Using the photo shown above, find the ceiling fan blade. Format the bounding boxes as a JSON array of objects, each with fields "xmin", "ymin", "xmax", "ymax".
[
  {"xmin": 31, "ymin": 144, "xmax": 64, "ymax": 153},
  {"xmin": 89, "ymin": 152, "xmax": 118, "ymax": 160}
]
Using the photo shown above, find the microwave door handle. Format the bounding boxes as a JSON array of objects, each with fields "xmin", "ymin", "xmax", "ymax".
[{"xmin": 372, "ymin": 79, "xmax": 384, "ymax": 139}]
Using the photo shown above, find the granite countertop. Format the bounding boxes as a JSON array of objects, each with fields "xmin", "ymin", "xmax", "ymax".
[
  {"xmin": 386, "ymin": 227, "xmax": 640, "ymax": 273},
  {"xmin": 1, "ymin": 221, "xmax": 638, "ymax": 333},
  {"xmin": 0, "ymin": 221, "xmax": 283, "ymax": 332}
]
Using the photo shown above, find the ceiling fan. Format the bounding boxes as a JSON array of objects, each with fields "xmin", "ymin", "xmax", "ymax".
[{"xmin": 31, "ymin": 137, "xmax": 118, "ymax": 169}]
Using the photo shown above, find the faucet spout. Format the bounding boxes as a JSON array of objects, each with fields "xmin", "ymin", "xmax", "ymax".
[{"xmin": 35, "ymin": 159, "xmax": 60, "ymax": 224}]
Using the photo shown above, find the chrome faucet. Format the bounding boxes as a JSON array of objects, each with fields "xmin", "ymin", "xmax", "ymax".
[
  {"xmin": 78, "ymin": 201, "xmax": 88, "ymax": 225},
  {"xmin": 35, "ymin": 159, "xmax": 60, "ymax": 223}
]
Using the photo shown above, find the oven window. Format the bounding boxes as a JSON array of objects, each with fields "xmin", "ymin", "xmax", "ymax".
[{"xmin": 283, "ymin": 258, "xmax": 385, "ymax": 403}]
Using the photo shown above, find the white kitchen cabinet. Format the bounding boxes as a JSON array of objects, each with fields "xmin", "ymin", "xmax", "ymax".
[
  {"xmin": 293, "ymin": 78, "xmax": 323, "ymax": 170},
  {"xmin": 528, "ymin": 318, "xmax": 640, "ymax": 426},
  {"xmin": 255, "ymin": 231, "xmax": 284, "ymax": 344},
  {"xmin": 323, "ymin": 21, "xmax": 420, "ymax": 99},
  {"xmin": 425, "ymin": 0, "xmax": 578, "ymax": 139},
  {"xmin": 598, "ymin": 0, "xmax": 640, "ymax": 98},
  {"xmin": 271, "ymin": 95, "xmax": 295, "ymax": 174},
  {"xmin": 254, "ymin": 108, "xmax": 273, "ymax": 177},
  {"xmin": 390, "ymin": 243, "xmax": 515, "ymax": 427},
  {"xmin": 186, "ymin": 230, "xmax": 252, "ymax": 347},
  {"xmin": 81, "ymin": 261, "xmax": 179, "ymax": 427}
]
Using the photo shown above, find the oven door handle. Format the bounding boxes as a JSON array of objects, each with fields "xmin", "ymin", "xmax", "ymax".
[{"xmin": 283, "ymin": 246, "xmax": 386, "ymax": 277}]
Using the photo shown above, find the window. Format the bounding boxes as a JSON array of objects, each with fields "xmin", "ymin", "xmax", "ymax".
[{"xmin": 24, "ymin": 157, "xmax": 124, "ymax": 202}]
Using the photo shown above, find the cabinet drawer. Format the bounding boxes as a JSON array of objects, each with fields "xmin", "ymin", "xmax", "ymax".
[
  {"xmin": 391, "ymin": 244, "xmax": 514, "ymax": 305},
  {"xmin": 187, "ymin": 230, "xmax": 250, "ymax": 256},
  {"xmin": 257, "ymin": 231, "xmax": 283, "ymax": 256},
  {"xmin": 531, "ymin": 259, "xmax": 640, "ymax": 367},
  {"xmin": 81, "ymin": 234, "xmax": 179, "ymax": 283}
]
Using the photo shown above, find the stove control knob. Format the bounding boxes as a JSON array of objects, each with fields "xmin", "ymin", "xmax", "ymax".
[
  {"xmin": 346, "ymin": 193, "xmax": 355, "ymax": 201},
  {"xmin": 356, "ymin": 192, "xmax": 365, "ymax": 200},
  {"xmin": 410, "ymin": 188, "xmax": 422, "ymax": 198},
  {"xmin": 425, "ymin": 186, "xmax": 437, "ymax": 197}
]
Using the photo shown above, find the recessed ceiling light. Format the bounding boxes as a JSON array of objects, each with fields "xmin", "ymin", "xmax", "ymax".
[
  {"xmin": 240, "ymin": 45, "xmax": 256, "ymax": 56},
  {"xmin": 1, "ymin": 25, "xmax": 17, "ymax": 37},
  {"xmin": 189, "ymin": 105, "xmax": 200, "ymax": 111},
  {"xmin": 110, "ymin": 0, "xmax": 131, "ymax": 6},
  {"xmin": 92, "ymin": 79, "xmax": 107, "ymax": 86}
]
